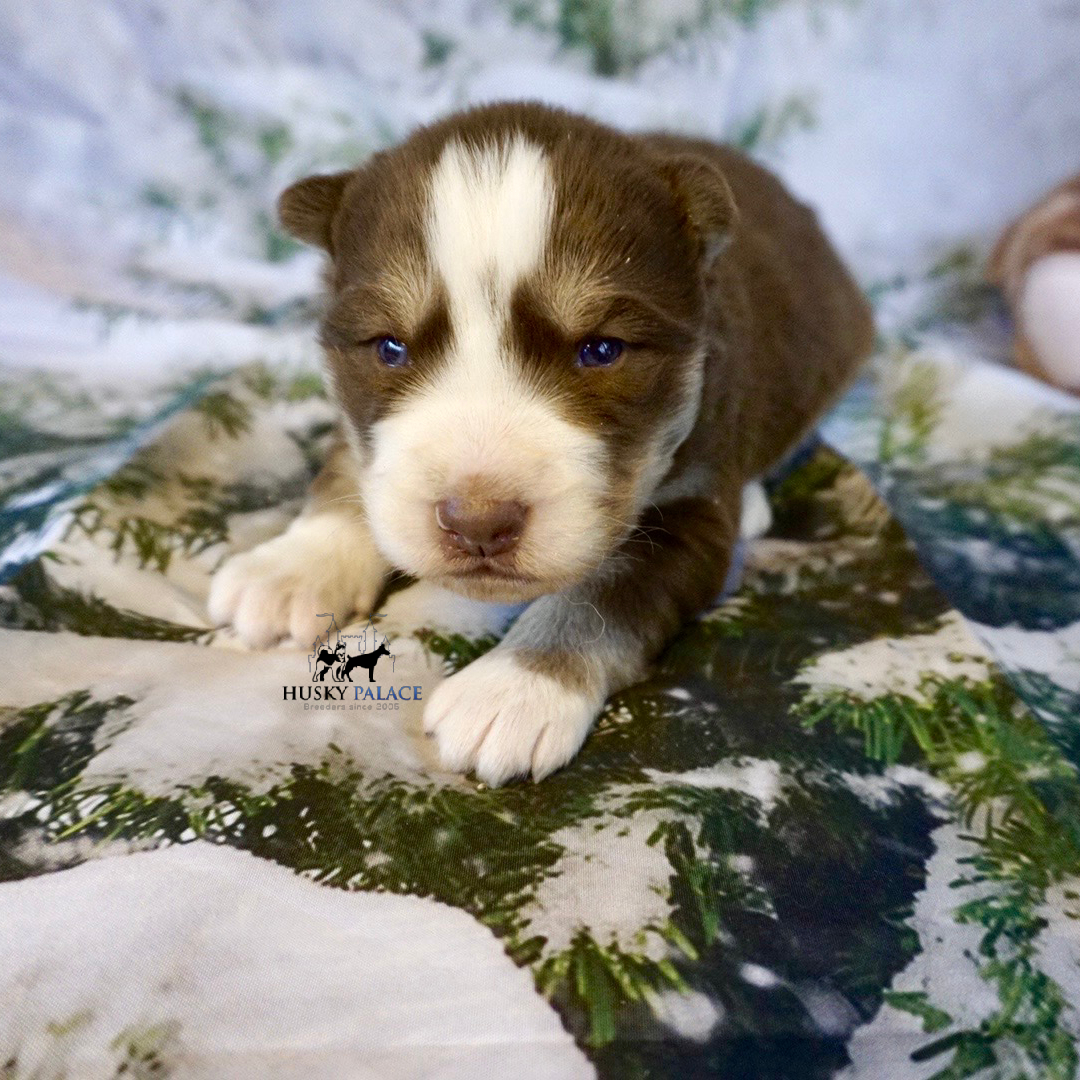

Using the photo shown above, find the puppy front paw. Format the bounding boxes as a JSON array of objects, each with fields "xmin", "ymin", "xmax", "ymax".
[
  {"xmin": 424, "ymin": 650, "xmax": 602, "ymax": 786},
  {"xmin": 208, "ymin": 514, "xmax": 386, "ymax": 647}
]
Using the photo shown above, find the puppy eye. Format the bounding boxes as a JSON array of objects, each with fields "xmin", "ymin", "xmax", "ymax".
[
  {"xmin": 577, "ymin": 337, "xmax": 624, "ymax": 368},
  {"xmin": 376, "ymin": 336, "xmax": 409, "ymax": 367}
]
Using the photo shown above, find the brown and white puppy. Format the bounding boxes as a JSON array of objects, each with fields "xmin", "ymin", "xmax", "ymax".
[
  {"xmin": 989, "ymin": 172, "xmax": 1080, "ymax": 394},
  {"xmin": 209, "ymin": 103, "xmax": 872, "ymax": 785}
]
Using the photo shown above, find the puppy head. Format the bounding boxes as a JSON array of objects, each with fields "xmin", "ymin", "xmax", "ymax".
[{"xmin": 282, "ymin": 104, "xmax": 734, "ymax": 602}]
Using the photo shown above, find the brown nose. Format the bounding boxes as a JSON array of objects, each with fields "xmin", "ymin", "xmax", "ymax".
[{"xmin": 435, "ymin": 497, "xmax": 526, "ymax": 558}]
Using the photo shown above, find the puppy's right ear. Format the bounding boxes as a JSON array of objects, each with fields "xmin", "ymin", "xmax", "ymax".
[{"xmin": 277, "ymin": 171, "xmax": 353, "ymax": 253}]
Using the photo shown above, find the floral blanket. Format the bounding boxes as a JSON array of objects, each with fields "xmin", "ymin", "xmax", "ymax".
[{"xmin": 2, "ymin": 2, "xmax": 1079, "ymax": 1078}]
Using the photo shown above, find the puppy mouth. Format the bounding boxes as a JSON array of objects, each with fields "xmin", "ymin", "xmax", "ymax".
[
  {"xmin": 433, "ymin": 557, "xmax": 555, "ymax": 602},
  {"xmin": 443, "ymin": 559, "xmax": 539, "ymax": 586},
  {"xmin": 452, "ymin": 563, "xmax": 530, "ymax": 579}
]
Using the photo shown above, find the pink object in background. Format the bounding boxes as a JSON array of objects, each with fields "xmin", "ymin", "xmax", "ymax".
[{"xmin": 990, "ymin": 173, "xmax": 1080, "ymax": 394}]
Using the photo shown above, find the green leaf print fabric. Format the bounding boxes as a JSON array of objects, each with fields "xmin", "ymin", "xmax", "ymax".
[{"xmin": 1, "ymin": 1, "xmax": 1079, "ymax": 1077}]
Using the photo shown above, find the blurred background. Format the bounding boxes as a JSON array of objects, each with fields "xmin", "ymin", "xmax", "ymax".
[{"xmin": 1, "ymin": 0, "xmax": 1078, "ymax": 391}]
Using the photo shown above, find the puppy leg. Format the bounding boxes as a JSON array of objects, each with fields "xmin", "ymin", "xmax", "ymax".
[
  {"xmin": 209, "ymin": 440, "xmax": 389, "ymax": 647},
  {"xmin": 425, "ymin": 495, "xmax": 739, "ymax": 785}
]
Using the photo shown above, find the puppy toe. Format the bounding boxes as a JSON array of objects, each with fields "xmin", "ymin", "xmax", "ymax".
[
  {"xmin": 473, "ymin": 718, "xmax": 546, "ymax": 788},
  {"xmin": 232, "ymin": 581, "xmax": 290, "ymax": 648},
  {"xmin": 288, "ymin": 590, "xmax": 325, "ymax": 647},
  {"xmin": 530, "ymin": 720, "xmax": 588, "ymax": 782},
  {"xmin": 438, "ymin": 711, "xmax": 495, "ymax": 774}
]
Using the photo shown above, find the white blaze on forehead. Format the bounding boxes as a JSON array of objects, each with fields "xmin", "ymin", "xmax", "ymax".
[{"xmin": 427, "ymin": 135, "xmax": 555, "ymax": 330}]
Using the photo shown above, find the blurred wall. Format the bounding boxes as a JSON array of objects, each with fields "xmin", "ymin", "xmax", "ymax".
[{"xmin": 0, "ymin": 0, "xmax": 1077, "ymax": 332}]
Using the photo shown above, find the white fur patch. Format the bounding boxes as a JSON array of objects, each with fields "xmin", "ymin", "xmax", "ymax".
[
  {"xmin": 630, "ymin": 348, "xmax": 706, "ymax": 514},
  {"xmin": 362, "ymin": 136, "xmax": 611, "ymax": 593},
  {"xmin": 739, "ymin": 481, "xmax": 772, "ymax": 540},
  {"xmin": 424, "ymin": 649, "xmax": 602, "ymax": 786},
  {"xmin": 208, "ymin": 512, "xmax": 388, "ymax": 647},
  {"xmin": 1020, "ymin": 252, "xmax": 1080, "ymax": 389},
  {"xmin": 428, "ymin": 135, "xmax": 554, "ymax": 324},
  {"xmin": 379, "ymin": 579, "xmax": 524, "ymax": 639}
]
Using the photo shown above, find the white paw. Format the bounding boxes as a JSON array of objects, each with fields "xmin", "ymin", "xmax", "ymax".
[
  {"xmin": 424, "ymin": 650, "xmax": 601, "ymax": 786},
  {"xmin": 379, "ymin": 580, "xmax": 523, "ymax": 640},
  {"xmin": 208, "ymin": 513, "xmax": 387, "ymax": 648},
  {"xmin": 740, "ymin": 481, "xmax": 772, "ymax": 541}
]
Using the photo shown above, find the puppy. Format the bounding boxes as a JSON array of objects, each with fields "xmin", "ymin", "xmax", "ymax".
[
  {"xmin": 210, "ymin": 103, "xmax": 873, "ymax": 785},
  {"xmin": 989, "ymin": 172, "xmax": 1080, "ymax": 394}
]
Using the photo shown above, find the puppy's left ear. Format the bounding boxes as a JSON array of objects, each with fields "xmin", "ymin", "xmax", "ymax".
[
  {"xmin": 659, "ymin": 156, "xmax": 738, "ymax": 268},
  {"xmin": 277, "ymin": 170, "xmax": 353, "ymax": 253}
]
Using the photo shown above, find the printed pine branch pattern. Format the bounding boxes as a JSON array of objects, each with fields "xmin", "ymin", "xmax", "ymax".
[
  {"xmin": 2, "ymin": 0, "xmax": 1080, "ymax": 1076},
  {"xmin": 1, "ymin": 368, "xmax": 1078, "ymax": 1076}
]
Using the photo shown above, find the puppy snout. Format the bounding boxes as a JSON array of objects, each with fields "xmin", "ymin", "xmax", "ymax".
[{"xmin": 436, "ymin": 496, "xmax": 527, "ymax": 558}]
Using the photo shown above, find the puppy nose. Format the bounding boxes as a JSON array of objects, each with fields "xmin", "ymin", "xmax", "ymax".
[{"xmin": 436, "ymin": 497, "xmax": 526, "ymax": 558}]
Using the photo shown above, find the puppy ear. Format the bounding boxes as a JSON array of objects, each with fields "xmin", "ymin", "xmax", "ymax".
[
  {"xmin": 659, "ymin": 155, "xmax": 738, "ymax": 267},
  {"xmin": 277, "ymin": 171, "xmax": 353, "ymax": 252}
]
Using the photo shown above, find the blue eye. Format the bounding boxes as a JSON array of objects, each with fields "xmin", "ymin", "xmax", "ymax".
[
  {"xmin": 376, "ymin": 336, "xmax": 409, "ymax": 367},
  {"xmin": 577, "ymin": 338, "xmax": 624, "ymax": 368}
]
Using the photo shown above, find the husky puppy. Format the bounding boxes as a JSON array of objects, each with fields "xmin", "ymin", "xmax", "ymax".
[{"xmin": 210, "ymin": 103, "xmax": 873, "ymax": 785}]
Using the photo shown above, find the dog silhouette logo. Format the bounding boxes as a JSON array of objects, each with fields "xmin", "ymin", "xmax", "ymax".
[
  {"xmin": 339, "ymin": 641, "xmax": 391, "ymax": 683},
  {"xmin": 312, "ymin": 639, "xmax": 346, "ymax": 682},
  {"xmin": 286, "ymin": 613, "xmax": 417, "ymax": 706},
  {"xmin": 308, "ymin": 613, "xmax": 395, "ymax": 684}
]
